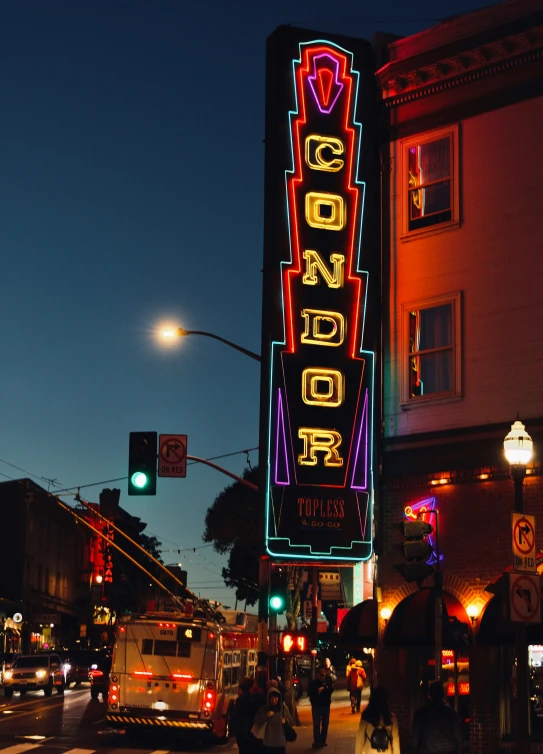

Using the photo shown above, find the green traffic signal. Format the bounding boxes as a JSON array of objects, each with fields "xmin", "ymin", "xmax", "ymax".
[
  {"xmin": 128, "ymin": 432, "xmax": 157, "ymax": 496},
  {"xmin": 269, "ymin": 594, "xmax": 285, "ymax": 611},
  {"xmin": 131, "ymin": 471, "xmax": 149, "ymax": 489}
]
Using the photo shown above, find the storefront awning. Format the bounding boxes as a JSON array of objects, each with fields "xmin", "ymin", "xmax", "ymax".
[
  {"xmin": 384, "ymin": 588, "xmax": 470, "ymax": 648},
  {"xmin": 478, "ymin": 592, "xmax": 543, "ymax": 645},
  {"xmin": 338, "ymin": 598, "xmax": 378, "ymax": 648}
]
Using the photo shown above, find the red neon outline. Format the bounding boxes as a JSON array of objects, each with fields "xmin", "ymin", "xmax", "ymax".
[
  {"xmin": 282, "ymin": 45, "xmax": 365, "ymax": 488},
  {"xmin": 284, "ymin": 45, "xmax": 363, "ymax": 361},
  {"xmin": 317, "ymin": 68, "xmax": 334, "ymax": 108}
]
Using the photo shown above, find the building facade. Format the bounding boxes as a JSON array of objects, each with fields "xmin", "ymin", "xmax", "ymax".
[{"xmin": 373, "ymin": 0, "xmax": 543, "ymax": 751}]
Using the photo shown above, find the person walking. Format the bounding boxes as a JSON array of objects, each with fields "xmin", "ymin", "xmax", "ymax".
[
  {"xmin": 412, "ymin": 681, "xmax": 462, "ymax": 754},
  {"xmin": 253, "ymin": 687, "xmax": 295, "ymax": 754},
  {"xmin": 323, "ymin": 657, "xmax": 337, "ymax": 683},
  {"xmin": 230, "ymin": 678, "xmax": 256, "ymax": 754},
  {"xmin": 346, "ymin": 657, "xmax": 357, "ymax": 676},
  {"xmin": 355, "ymin": 686, "xmax": 400, "ymax": 754},
  {"xmin": 307, "ymin": 666, "xmax": 334, "ymax": 748},
  {"xmin": 348, "ymin": 659, "xmax": 366, "ymax": 713}
]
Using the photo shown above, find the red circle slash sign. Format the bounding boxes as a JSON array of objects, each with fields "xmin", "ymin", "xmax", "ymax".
[
  {"xmin": 514, "ymin": 517, "xmax": 535, "ymax": 555},
  {"xmin": 511, "ymin": 574, "xmax": 540, "ymax": 622},
  {"xmin": 160, "ymin": 438, "xmax": 186, "ymax": 465}
]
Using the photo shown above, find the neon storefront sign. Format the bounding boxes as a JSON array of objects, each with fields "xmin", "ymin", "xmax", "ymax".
[{"xmin": 261, "ymin": 29, "xmax": 377, "ymax": 560}]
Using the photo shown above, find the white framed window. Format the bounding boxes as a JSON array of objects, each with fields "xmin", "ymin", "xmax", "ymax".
[
  {"xmin": 401, "ymin": 292, "xmax": 462, "ymax": 405},
  {"xmin": 401, "ymin": 125, "xmax": 460, "ymax": 239}
]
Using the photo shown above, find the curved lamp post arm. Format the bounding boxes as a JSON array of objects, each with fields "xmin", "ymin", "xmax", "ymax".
[
  {"xmin": 177, "ymin": 329, "xmax": 261, "ymax": 363},
  {"xmin": 187, "ymin": 455, "xmax": 258, "ymax": 491}
]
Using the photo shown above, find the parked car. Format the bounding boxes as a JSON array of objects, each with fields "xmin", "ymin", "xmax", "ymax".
[
  {"xmin": 58, "ymin": 649, "xmax": 105, "ymax": 687},
  {"xmin": 89, "ymin": 653, "xmax": 111, "ymax": 700},
  {"xmin": 4, "ymin": 654, "xmax": 65, "ymax": 697}
]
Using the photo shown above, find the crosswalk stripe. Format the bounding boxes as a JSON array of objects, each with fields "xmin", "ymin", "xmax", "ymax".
[
  {"xmin": 62, "ymin": 749, "xmax": 96, "ymax": 754},
  {"xmin": 149, "ymin": 750, "xmax": 171, "ymax": 754},
  {"xmin": 0, "ymin": 746, "xmax": 44, "ymax": 754}
]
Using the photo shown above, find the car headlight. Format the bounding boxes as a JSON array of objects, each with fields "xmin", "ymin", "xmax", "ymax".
[
  {"xmin": 63, "ymin": 664, "xmax": 71, "ymax": 672},
  {"xmin": 36, "ymin": 670, "xmax": 47, "ymax": 679},
  {"xmin": 91, "ymin": 664, "xmax": 97, "ymax": 670},
  {"xmin": 4, "ymin": 671, "xmax": 12, "ymax": 681}
]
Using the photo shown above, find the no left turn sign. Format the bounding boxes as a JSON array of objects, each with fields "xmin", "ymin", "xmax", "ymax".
[
  {"xmin": 158, "ymin": 434, "xmax": 187, "ymax": 478},
  {"xmin": 509, "ymin": 572, "xmax": 541, "ymax": 623}
]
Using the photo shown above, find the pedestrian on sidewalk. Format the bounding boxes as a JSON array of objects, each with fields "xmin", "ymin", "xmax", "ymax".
[
  {"xmin": 346, "ymin": 657, "xmax": 357, "ymax": 676},
  {"xmin": 355, "ymin": 686, "xmax": 400, "ymax": 754},
  {"xmin": 412, "ymin": 681, "xmax": 462, "ymax": 754},
  {"xmin": 347, "ymin": 660, "xmax": 366, "ymax": 713},
  {"xmin": 324, "ymin": 657, "xmax": 337, "ymax": 683},
  {"xmin": 230, "ymin": 677, "xmax": 257, "ymax": 754},
  {"xmin": 253, "ymin": 687, "xmax": 295, "ymax": 754},
  {"xmin": 307, "ymin": 666, "xmax": 334, "ymax": 748}
]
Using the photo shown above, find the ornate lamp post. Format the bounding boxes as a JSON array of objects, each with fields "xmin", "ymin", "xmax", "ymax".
[{"xmin": 504, "ymin": 418, "xmax": 534, "ymax": 753}]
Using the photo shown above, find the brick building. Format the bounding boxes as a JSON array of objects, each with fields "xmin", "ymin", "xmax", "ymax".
[{"xmin": 372, "ymin": 0, "xmax": 543, "ymax": 751}]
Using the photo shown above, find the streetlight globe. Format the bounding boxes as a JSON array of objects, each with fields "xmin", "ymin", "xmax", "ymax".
[
  {"xmin": 380, "ymin": 606, "xmax": 392, "ymax": 621},
  {"xmin": 466, "ymin": 603, "xmax": 480, "ymax": 621},
  {"xmin": 504, "ymin": 419, "xmax": 533, "ymax": 466},
  {"xmin": 161, "ymin": 329, "xmax": 176, "ymax": 338}
]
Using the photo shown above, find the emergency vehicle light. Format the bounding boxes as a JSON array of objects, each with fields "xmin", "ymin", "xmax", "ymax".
[{"xmin": 133, "ymin": 671, "xmax": 153, "ymax": 676}]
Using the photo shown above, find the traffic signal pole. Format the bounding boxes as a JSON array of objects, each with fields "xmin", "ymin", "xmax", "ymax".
[{"xmin": 310, "ymin": 567, "xmax": 319, "ymax": 680}]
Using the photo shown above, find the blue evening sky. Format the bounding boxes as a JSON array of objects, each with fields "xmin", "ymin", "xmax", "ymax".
[{"xmin": 0, "ymin": 0, "xmax": 490, "ymax": 607}]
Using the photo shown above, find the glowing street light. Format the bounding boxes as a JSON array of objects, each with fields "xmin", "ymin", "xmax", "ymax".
[{"xmin": 159, "ymin": 326, "xmax": 261, "ymax": 362}]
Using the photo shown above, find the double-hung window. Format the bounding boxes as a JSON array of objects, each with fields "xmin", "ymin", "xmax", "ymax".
[
  {"xmin": 402, "ymin": 126, "xmax": 459, "ymax": 237},
  {"xmin": 401, "ymin": 293, "xmax": 462, "ymax": 404}
]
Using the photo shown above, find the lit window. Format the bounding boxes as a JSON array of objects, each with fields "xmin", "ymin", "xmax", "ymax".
[
  {"xmin": 401, "ymin": 293, "xmax": 462, "ymax": 404},
  {"xmin": 402, "ymin": 126, "xmax": 459, "ymax": 237}
]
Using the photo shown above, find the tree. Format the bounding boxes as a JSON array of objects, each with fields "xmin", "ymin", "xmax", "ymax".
[{"xmin": 203, "ymin": 466, "xmax": 261, "ymax": 606}]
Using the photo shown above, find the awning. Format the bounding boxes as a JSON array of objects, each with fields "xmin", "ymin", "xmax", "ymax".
[
  {"xmin": 384, "ymin": 588, "xmax": 470, "ymax": 648},
  {"xmin": 338, "ymin": 598, "xmax": 378, "ymax": 648},
  {"xmin": 478, "ymin": 592, "xmax": 543, "ymax": 645}
]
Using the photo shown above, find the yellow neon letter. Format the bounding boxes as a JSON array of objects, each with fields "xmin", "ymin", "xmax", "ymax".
[
  {"xmin": 302, "ymin": 250, "xmax": 345, "ymax": 288},
  {"xmin": 305, "ymin": 192, "xmax": 346, "ymax": 231},
  {"xmin": 305, "ymin": 135, "xmax": 345, "ymax": 172},
  {"xmin": 302, "ymin": 368, "xmax": 345, "ymax": 408},
  {"xmin": 298, "ymin": 428, "xmax": 344, "ymax": 467},
  {"xmin": 301, "ymin": 309, "xmax": 345, "ymax": 347}
]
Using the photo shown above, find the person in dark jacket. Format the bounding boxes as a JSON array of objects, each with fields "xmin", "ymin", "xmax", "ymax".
[
  {"xmin": 230, "ymin": 678, "xmax": 256, "ymax": 754},
  {"xmin": 412, "ymin": 681, "xmax": 462, "ymax": 754},
  {"xmin": 307, "ymin": 666, "xmax": 334, "ymax": 748},
  {"xmin": 253, "ymin": 687, "xmax": 294, "ymax": 754}
]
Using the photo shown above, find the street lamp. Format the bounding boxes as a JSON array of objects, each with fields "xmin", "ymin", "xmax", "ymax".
[
  {"xmin": 504, "ymin": 417, "xmax": 534, "ymax": 754},
  {"xmin": 504, "ymin": 419, "xmax": 533, "ymax": 512},
  {"xmin": 161, "ymin": 327, "xmax": 261, "ymax": 363}
]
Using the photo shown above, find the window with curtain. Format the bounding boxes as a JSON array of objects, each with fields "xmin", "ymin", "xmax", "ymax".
[
  {"xmin": 408, "ymin": 303, "xmax": 454, "ymax": 399},
  {"xmin": 407, "ymin": 134, "xmax": 453, "ymax": 231}
]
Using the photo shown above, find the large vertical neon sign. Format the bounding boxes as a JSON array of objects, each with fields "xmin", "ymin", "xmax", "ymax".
[{"xmin": 261, "ymin": 28, "xmax": 378, "ymax": 561}]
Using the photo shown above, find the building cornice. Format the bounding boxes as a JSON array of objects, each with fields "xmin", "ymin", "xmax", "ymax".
[{"xmin": 377, "ymin": 22, "xmax": 543, "ymax": 107}]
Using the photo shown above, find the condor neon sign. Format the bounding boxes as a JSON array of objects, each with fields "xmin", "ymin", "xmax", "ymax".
[{"xmin": 261, "ymin": 29, "xmax": 377, "ymax": 561}]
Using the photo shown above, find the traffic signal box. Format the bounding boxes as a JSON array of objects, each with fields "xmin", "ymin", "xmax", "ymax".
[
  {"xmin": 280, "ymin": 631, "xmax": 309, "ymax": 654},
  {"xmin": 128, "ymin": 432, "xmax": 158, "ymax": 496},
  {"xmin": 397, "ymin": 519, "xmax": 435, "ymax": 583},
  {"xmin": 269, "ymin": 568, "xmax": 289, "ymax": 614}
]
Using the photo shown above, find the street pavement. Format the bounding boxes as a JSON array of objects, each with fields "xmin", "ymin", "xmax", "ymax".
[
  {"xmin": 289, "ymin": 687, "xmax": 369, "ymax": 754},
  {"xmin": 0, "ymin": 684, "xmax": 368, "ymax": 754}
]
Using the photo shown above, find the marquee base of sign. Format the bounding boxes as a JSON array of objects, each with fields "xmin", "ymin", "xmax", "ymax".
[{"xmin": 267, "ymin": 486, "xmax": 371, "ymax": 561}]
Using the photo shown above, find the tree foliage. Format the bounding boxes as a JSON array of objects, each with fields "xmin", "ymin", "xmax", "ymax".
[{"xmin": 203, "ymin": 466, "xmax": 261, "ymax": 606}]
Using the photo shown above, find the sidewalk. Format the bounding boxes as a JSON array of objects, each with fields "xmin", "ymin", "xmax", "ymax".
[{"xmin": 289, "ymin": 687, "xmax": 369, "ymax": 754}]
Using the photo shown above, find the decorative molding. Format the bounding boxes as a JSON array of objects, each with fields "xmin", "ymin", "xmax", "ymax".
[{"xmin": 377, "ymin": 24, "xmax": 543, "ymax": 106}]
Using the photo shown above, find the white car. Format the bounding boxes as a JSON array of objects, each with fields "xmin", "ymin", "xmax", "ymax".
[{"xmin": 3, "ymin": 654, "xmax": 65, "ymax": 697}]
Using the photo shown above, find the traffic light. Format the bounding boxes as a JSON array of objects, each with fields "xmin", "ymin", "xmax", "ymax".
[
  {"xmin": 128, "ymin": 432, "xmax": 157, "ymax": 495},
  {"xmin": 280, "ymin": 632, "xmax": 309, "ymax": 654},
  {"xmin": 396, "ymin": 519, "xmax": 434, "ymax": 583},
  {"xmin": 269, "ymin": 568, "xmax": 289, "ymax": 614}
]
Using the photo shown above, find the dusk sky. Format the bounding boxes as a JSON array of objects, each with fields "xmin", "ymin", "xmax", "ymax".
[{"xmin": 1, "ymin": 0, "xmax": 491, "ymax": 607}]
